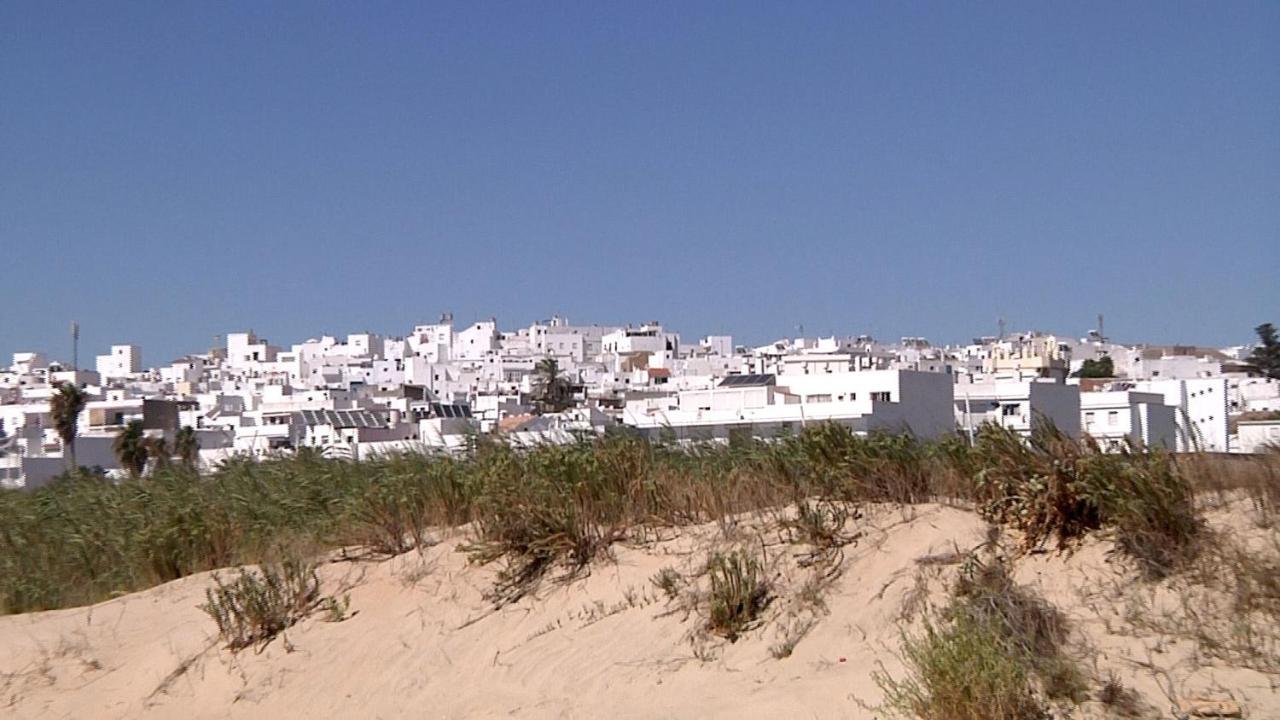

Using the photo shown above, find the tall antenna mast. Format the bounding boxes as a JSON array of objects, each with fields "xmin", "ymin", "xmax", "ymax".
[
  {"xmin": 70, "ymin": 321, "xmax": 79, "ymax": 372},
  {"xmin": 997, "ymin": 317, "xmax": 1006, "ymax": 341},
  {"xmin": 1097, "ymin": 313, "xmax": 1105, "ymax": 343}
]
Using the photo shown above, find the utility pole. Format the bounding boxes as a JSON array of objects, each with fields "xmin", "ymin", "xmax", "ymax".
[{"xmin": 70, "ymin": 321, "xmax": 79, "ymax": 373}]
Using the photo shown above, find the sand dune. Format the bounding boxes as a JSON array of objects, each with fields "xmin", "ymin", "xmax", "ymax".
[{"xmin": 2, "ymin": 503, "xmax": 1276, "ymax": 719}]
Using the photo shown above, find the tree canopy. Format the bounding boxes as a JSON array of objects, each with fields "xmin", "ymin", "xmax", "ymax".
[
  {"xmin": 49, "ymin": 383, "xmax": 89, "ymax": 471},
  {"xmin": 532, "ymin": 357, "xmax": 574, "ymax": 414},
  {"xmin": 1072, "ymin": 355, "xmax": 1114, "ymax": 379},
  {"xmin": 1248, "ymin": 323, "xmax": 1280, "ymax": 380}
]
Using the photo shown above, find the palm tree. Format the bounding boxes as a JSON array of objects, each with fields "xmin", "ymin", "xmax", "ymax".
[
  {"xmin": 532, "ymin": 356, "xmax": 573, "ymax": 414},
  {"xmin": 144, "ymin": 435, "xmax": 171, "ymax": 472},
  {"xmin": 174, "ymin": 426, "xmax": 199, "ymax": 470},
  {"xmin": 113, "ymin": 420, "xmax": 149, "ymax": 478},
  {"xmin": 49, "ymin": 382, "xmax": 88, "ymax": 472}
]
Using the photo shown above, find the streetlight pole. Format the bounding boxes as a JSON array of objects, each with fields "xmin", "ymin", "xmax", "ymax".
[{"xmin": 70, "ymin": 321, "xmax": 80, "ymax": 374}]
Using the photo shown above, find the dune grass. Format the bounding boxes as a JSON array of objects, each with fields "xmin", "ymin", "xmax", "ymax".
[
  {"xmin": 0, "ymin": 422, "xmax": 1249, "ymax": 615},
  {"xmin": 876, "ymin": 554, "xmax": 1084, "ymax": 720}
]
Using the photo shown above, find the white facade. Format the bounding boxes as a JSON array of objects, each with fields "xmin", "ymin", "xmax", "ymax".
[
  {"xmin": 1237, "ymin": 420, "xmax": 1280, "ymax": 454},
  {"xmin": 622, "ymin": 370, "xmax": 955, "ymax": 442},
  {"xmin": 95, "ymin": 344, "xmax": 142, "ymax": 380},
  {"xmin": 1131, "ymin": 378, "xmax": 1229, "ymax": 452},
  {"xmin": 453, "ymin": 321, "xmax": 499, "ymax": 361},
  {"xmin": 955, "ymin": 380, "xmax": 1081, "ymax": 439},
  {"xmin": 1080, "ymin": 390, "xmax": 1177, "ymax": 451},
  {"xmin": 225, "ymin": 332, "xmax": 278, "ymax": 369}
]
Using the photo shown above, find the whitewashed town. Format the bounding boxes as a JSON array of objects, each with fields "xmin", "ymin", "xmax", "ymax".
[{"xmin": 3, "ymin": 314, "xmax": 1278, "ymax": 489}]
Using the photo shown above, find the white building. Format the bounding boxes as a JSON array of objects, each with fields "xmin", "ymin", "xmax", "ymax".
[
  {"xmin": 95, "ymin": 344, "xmax": 142, "ymax": 380},
  {"xmin": 955, "ymin": 380, "xmax": 1081, "ymax": 440},
  {"xmin": 622, "ymin": 370, "xmax": 955, "ymax": 442},
  {"xmin": 453, "ymin": 320, "xmax": 499, "ymax": 361},
  {"xmin": 1237, "ymin": 420, "xmax": 1280, "ymax": 454},
  {"xmin": 225, "ymin": 332, "xmax": 278, "ymax": 369},
  {"xmin": 1080, "ymin": 390, "xmax": 1177, "ymax": 451},
  {"xmin": 1131, "ymin": 378, "xmax": 1229, "ymax": 452}
]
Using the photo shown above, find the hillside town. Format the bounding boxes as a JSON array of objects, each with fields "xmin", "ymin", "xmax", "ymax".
[{"xmin": 2, "ymin": 316, "xmax": 1278, "ymax": 490}]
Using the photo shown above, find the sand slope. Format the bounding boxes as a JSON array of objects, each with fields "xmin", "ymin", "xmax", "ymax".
[{"xmin": 2, "ymin": 503, "xmax": 1276, "ymax": 719}]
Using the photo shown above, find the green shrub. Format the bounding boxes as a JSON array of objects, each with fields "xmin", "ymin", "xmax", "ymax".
[
  {"xmin": 201, "ymin": 559, "xmax": 324, "ymax": 650},
  {"xmin": 878, "ymin": 612, "xmax": 1042, "ymax": 720},
  {"xmin": 970, "ymin": 424, "xmax": 1200, "ymax": 577},
  {"xmin": 877, "ymin": 554, "xmax": 1082, "ymax": 719},
  {"xmin": 706, "ymin": 550, "xmax": 770, "ymax": 641},
  {"xmin": 651, "ymin": 566, "xmax": 683, "ymax": 600}
]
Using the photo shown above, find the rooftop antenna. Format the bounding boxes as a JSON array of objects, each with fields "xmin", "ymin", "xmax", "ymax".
[{"xmin": 70, "ymin": 321, "xmax": 79, "ymax": 372}]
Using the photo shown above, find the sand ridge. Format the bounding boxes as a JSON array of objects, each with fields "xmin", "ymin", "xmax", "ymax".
[{"xmin": 2, "ymin": 502, "xmax": 1276, "ymax": 719}]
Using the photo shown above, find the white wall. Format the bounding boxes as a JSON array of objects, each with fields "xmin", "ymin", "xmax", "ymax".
[
  {"xmin": 1132, "ymin": 379, "xmax": 1229, "ymax": 452},
  {"xmin": 1238, "ymin": 421, "xmax": 1280, "ymax": 454}
]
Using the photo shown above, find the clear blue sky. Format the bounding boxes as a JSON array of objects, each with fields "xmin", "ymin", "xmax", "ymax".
[{"xmin": 2, "ymin": 2, "xmax": 1277, "ymax": 365}]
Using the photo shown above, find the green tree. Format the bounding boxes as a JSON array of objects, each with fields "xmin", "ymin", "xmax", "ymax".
[
  {"xmin": 174, "ymin": 426, "xmax": 200, "ymax": 470},
  {"xmin": 1071, "ymin": 356, "xmax": 1114, "ymax": 379},
  {"xmin": 113, "ymin": 420, "xmax": 149, "ymax": 478},
  {"xmin": 49, "ymin": 382, "xmax": 89, "ymax": 472},
  {"xmin": 531, "ymin": 357, "xmax": 573, "ymax": 414},
  {"xmin": 145, "ymin": 435, "xmax": 171, "ymax": 472},
  {"xmin": 1248, "ymin": 323, "xmax": 1280, "ymax": 380}
]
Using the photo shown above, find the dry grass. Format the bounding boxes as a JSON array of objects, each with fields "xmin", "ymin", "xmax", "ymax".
[
  {"xmin": 0, "ymin": 423, "xmax": 1261, "ymax": 616},
  {"xmin": 1123, "ymin": 524, "xmax": 1280, "ymax": 672},
  {"xmin": 970, "ymin": 425, "xmax": 1201, "ymax": 578},
  {"xmin": 200, "ymin": 559, "xmax": 331, "ymax": 651},
  {"xmin": 876, "ymin": 552, "xmax": 1085, "ymax": 720}
]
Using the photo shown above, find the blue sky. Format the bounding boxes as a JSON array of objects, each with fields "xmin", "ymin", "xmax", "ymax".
[{"xmin": 2, "ymin": 2, "xmax": 1277, "ymax": 365}]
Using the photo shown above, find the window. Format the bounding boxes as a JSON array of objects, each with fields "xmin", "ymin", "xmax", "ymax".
[
  {"xmin": 1107, "ymin": 411, "xmax": 1119, "ymax": 426},
  {"xmin": 1002, "ymin": 404, "xmax": 1018, "ymax": 417},
  {"xmin": 871, "ymin": 391, "xmax": 891, "ymax": 402}
]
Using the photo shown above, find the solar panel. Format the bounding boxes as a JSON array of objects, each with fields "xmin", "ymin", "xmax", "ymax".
[
  {"xmin": 718, "ymin": 374, "xmax": 776, "ymax": 388},
  {"xmin": 429, "ymin": 402, "xmax": 473, "ymax": 419},
  {"xmin": 295, "ymin": 408, "xmax": 387, "ymax": 428}
]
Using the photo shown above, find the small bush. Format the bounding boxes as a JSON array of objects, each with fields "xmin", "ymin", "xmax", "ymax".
[
  {"xmin": 347, "ymin": 471, "xmax": 432, "ymax": 555},
  {"xmin": 970, "ymin": 424, "xmax": 1200, "ymax": 577},
  {"xmin": 878, "ymin": 612, "xmax": 1043, "ymax": 720},
  {"xmin": 467, "ymin": 442, "xmax": 627, "ymax": 604},
  {"xmin": 650, "ymin": 567, "xmax": 683, "ymax": 600},
  {"xmin": 783, "ymin": 499, "xmax": 858, "ymax": 553},
  {"xmin": 951, "ymin": 557, "xmax": 1084, "ymax": 700},
  {"xmin": 706, "ymin": 550, "xmax": 770, "ymax": 641},
  {"xmin": 877, "ymin": 554, "xmax": 1083, "ymax": 719},
  {"xmin": 201, "ymin": 559, "xmax": 324, "ymax": 650},
  {"xmin": 322, "ymin": 593, "xmax": 351, "ymax": 623},
  {"xmin": 1097, "ymin": 672, "xmax": 1147, "ymax": 717}
]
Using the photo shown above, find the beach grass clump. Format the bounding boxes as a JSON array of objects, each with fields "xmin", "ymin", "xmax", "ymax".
[
  {"xmin": 777, "ymin": 424, "xmax": 933, "ymax": 503},
  {"xmin": 969, "ymin": 424, "xmax": 1201, "ymax": 577},
  {"xmin": 466, "ymin": 440, "xmax": 628, "ymax": 602},
  {"xmin": 876, "ymin": 554, "xmax": 1083, "ymax": 720},
  {"xmin": 880, "ymin": 612, "xmax": 1042, "ymax": 720},
  {"xmin": 705, "ymin": 550, "xmax": 771, "ymax": 641},
  {"xmin": 783, "ymin": 498, "xmax": 858, "ymax": 554},
  {"xmin": 200, "ymin": 559, "xmax": 325, "ymax": 650}
]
